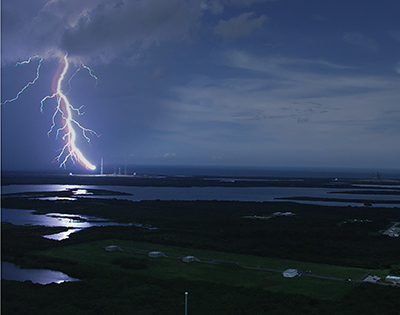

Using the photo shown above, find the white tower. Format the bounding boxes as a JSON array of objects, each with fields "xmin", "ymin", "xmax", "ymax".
[{"xmin": 185, "ymin": 292, "xmax": 188, "ymax": 315}]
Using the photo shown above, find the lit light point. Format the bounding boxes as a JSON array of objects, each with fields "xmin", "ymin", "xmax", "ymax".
[{"xmin": 42, "ymin": 53, "xmax": 98, "ymax": 170}]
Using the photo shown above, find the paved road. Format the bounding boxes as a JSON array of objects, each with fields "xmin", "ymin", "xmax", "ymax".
[
  {"xmin": 123, "ymin": 246, "xmax": 350, "ymax": 281},
  {"xmin": 124, "ymin": 246, "xmax": 400, "ymax": 286}
]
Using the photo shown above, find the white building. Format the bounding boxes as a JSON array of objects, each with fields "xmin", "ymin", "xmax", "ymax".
[
  {"xmin": 182, "ymin": 256, "xmax": 200, "ymax": 263},
  {"xmin": 104, "ymin": 245, "xmax": 122, "ymax": 252},
  {"xmin": 385, "ymin": 275, "xmax": 400, "ymax": 284},
  {"xmin": 273, "ymin": 212, "xmax": 294, "ymax": 217},
  {"xmin": 148, "ymin": 251, "xmax": 167, "ymax": 258},
  {"xmin": 363, "ymin": 275, "xmax": 381, "ymax": 283},
  {"xmin": 283, "ymin": 269, "xmax": 299, "ymax": 278},
  {"xmin": 282, "ymin": 212, "xmax": 294, "ymax": 216}
]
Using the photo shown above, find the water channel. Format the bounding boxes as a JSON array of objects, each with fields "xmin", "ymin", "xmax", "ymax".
[
  {"xmin": 1, "ymin": 208, "xmax": 137, "ymax": 240},
  {"xmin": 2, "ymin": 184, "xmax": 400, "ymax": 207},
  {"xmin": 2, "ymin": 261, "xmax": 79, "ymax": 285}
]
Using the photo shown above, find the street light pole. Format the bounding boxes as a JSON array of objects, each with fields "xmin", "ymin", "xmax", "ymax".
[{"xmin": 185, "ymin": 292, "xmax": 188, "ymax": 315}]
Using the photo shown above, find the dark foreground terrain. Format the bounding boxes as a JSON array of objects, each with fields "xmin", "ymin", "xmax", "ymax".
[{"xmin": 2, "ymin": 173, "xmax": 400, "ymax": 314}]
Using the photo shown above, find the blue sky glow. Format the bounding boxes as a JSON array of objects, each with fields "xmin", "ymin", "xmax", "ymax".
[{"xmin": 1, "ymin": 0, "xmax": 400, "ymax": 171}]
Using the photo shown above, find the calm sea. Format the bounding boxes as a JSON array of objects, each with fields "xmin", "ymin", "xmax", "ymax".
[{"xmin": 2, "ymin": 184, "xmax": 400, "ymax": 208}]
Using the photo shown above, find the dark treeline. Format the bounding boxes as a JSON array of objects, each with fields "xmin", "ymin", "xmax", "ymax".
[
  {"xmin": 2, "ymin": 193, "xmax": 400, "ymax": 314},
  {"xmin": 2, "ymin": 222, "xmax": 400, "ymax": 314},
  {"xmin": 3, "ymin": 273, "xmax": 400, "ymax": 315},
  {"xmin": 3, "ymin": 197, "xmax": 400, "ymax": 269},
  {"xmin": 2, "ymin": 171, "xmax": 389, "ymax": 188}
]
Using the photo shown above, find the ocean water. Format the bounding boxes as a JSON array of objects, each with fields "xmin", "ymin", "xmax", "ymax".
[
  {"xmin": 2, "ymin": 166, "xmax": 399, "ymax": 207},
  {"xmin": 2, "ymin": 184, "xmax": 400, "ymax": 208},
  {"xmin": 1, "ymin": 261, "xmax": 80, "ymax": 284}
]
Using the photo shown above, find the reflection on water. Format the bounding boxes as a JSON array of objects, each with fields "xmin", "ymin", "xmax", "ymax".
[
  {"xmin": 1, "ymin": 208, "xmax": 135, "ymax": 240},
  {"xmin": 72, "ymin": 189, "xmax": 92, "ymax": 195},
  {"xmin": 43, "ymin": 228, "xmax": 83, "ymax": 241},
  {"xmin": 1, "ymin": 208, "xmax": 156, "ymax": 240},
  {"xmin": 1, "ymin": 261, "xmax": 80, "ymax": 284},
  {"xmin": 2, "ymin": 184, "xmax": 400, "ymax": 207},
  {"xmin": 37, "ymin": 197, "xmax": 77, "ymax": 201},
  {"xmin": 1, "ymin": 184, "xmax": 95, "ymax": 195},
  {"xmin": 2, "ymin": 209, "xmax": 94, "ymax": 228}
]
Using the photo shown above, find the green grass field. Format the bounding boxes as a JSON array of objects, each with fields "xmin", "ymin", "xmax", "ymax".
[{"xmin": 38, "ymin": 239, "xmax": 373, "ymax": 300}]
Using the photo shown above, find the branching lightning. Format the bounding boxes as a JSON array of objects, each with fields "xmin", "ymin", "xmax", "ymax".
[
  {"xmin": 67, "ymin": 60, "xmax": 98, "ymax": 94},
  {"xmin": 2, "ymin": 53, "xmax": 99, "ymax": 170},
  {"xmin": 1, "ymin": 56, "xmax": 43, "ymax": 106}
]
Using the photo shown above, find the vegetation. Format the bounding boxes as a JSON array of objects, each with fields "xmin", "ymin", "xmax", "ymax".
[
  {"xmin": 3, "ymin": 265, "xmax": 400, "ymax": 314},
  {"xmin": 4, "ymin": 171, "xmax": 399, "ymax": 188},
  {"xmin": 2, "ymin": 176, "xmax": 400, "ymax": 314},
  {"xmin": 112, "ymin": 256, "xmax": 151, "ymax": 270},
  {"xmin": 276, "ymin": 196, "xmax": 400, "ymax": 204},
  {"xmin": 3, "ymin": 196, "xmax": 400, "ymax": 269}
]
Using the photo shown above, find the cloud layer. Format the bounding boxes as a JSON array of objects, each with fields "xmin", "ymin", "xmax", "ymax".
[
  {"xmin": 214, "ymin": 12, "xmax": 268, "ymax": 38},
  {"xmin": 2, "ymin": 0, "xmax": 400, "ymax": 170},
  {"xmin": 2, "ymin": 0, "xmax": 272, "ymax": 65},
  {"xmin": 2, "ymin": 0, "xmax": 206, "ymax": 64}
]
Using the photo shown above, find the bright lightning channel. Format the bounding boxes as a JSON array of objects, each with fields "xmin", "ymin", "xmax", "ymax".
[
  {"xmin": 42, "ymin": 53, "xmax": 98, "ymax": 170},
  {"xmin": 2, "ymin": 53, "xmax": 99, "ymax": 170}
]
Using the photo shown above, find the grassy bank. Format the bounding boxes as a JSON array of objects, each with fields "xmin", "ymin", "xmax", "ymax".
[{"xmin": 37, "ymin": 239, "xmax": 370, "ymax": 300}]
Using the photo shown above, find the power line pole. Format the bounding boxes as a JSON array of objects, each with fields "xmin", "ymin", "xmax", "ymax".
[{"xmin": 185, "ymin": 292, "xmax": 188, "ymax": 315}]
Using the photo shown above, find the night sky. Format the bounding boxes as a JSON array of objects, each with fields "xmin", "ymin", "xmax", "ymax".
[{"xmin": 2, "ymin": 0, "xmax": 400, "ymax": 172}]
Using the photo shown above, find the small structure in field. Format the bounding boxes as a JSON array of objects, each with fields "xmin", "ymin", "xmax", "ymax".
[
  {"xmin": 282, "ymin": 269, "xmax": 299, "ymax": 278},
  {"xmin": 104, "ymin": 245, "xmax": 123, "ymax": 252},
  {"xmin": 385, "ymin": 275, "xmax": 400, "ymax": 284},
  {"xmin": 273, "ymin": 211, "xmax": 295, "ymax": 217},
  {"xmin": 382, "ymin": 222, "xmax": 400, "ymax": 237},
  {"xmin": 182, "ymin": 256, "xmax": 200, "ymax": 263},
  {"xmin": 148, "ymin": 251, "xmax": 167, "ymax": 258},
  {"xmin": 363, "ymin": 275, "xmax": 381, "ymax": 283}
]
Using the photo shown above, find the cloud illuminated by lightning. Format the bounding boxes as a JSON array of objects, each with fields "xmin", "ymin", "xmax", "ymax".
[{"xmin": 1, "ymin": 53, "xmax": 99, "ymax": 170}]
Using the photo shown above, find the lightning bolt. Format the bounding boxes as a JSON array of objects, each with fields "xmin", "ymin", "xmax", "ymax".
[
  {"xmin": 67, "ymin": 59, "xmax": 98, "ymax": 94},
  {"xmin": 42, "ymin": 53, "xmax": 99, "ymax": 170},
  {"xmin": 2, "ymin": 53, "xmax": 99, "ymax": 170},
  {"xmin": 1, "ymin": 56, "xmax": 43, "ymax": 106}
]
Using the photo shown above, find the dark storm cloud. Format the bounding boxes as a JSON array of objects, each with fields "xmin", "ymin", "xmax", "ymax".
[
  {"xmin": 60, "ymin": 0, "xmax": 203, "ymax": 63},
  {"xmin": 1, "ymin": 0, "xmax": 276, "ymax": 65},
  {"xmin": 3, "ymin": 0, "xmax": 400, "ymax": 171},
  {"xmin": 2, "ymin": 0, "xmax": 205, "ymax": 64}
]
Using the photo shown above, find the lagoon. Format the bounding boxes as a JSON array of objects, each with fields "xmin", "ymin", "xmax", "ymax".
[
  {"xmin": 1, "ymin": 261, "xmax": 79, "ymax": 284},
  {"xmin": 1, "ymin": 208, "xmax": 138, "ymax": 240},
  {"xmin": 2, "ymin": 184, "xmax": 400, "ymax": 207}
]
